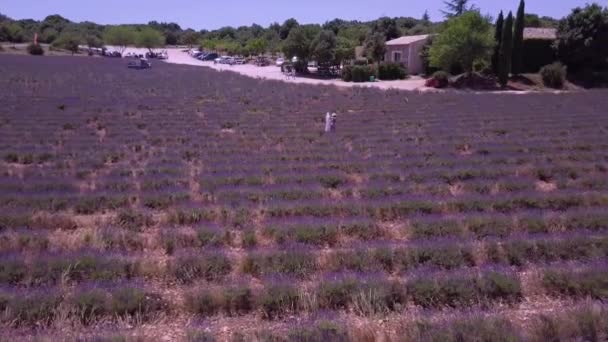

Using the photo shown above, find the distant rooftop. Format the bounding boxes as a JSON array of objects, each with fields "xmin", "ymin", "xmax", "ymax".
[
  {"xmin": 523, "ymin": 28, "xmax": 557, "ymax": 40},
  {"xmin": 386, "ymin": 34, "xmax": 430, "ymax": 46}
]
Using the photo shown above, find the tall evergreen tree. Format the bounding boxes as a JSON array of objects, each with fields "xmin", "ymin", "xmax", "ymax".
[
  {"xmin": 512, "ymin": 0, "xmax": 526, "ymax": 74},
  {"xmin": 422, "ymin": 10, "xmax": 431, "ymax": 25},
  {"xmin": 442, "ymin": 0, "xmax": 474, "ymax": 18},
  {"xmin": 492, "ymin": 11, "xmax": 504, "ymax": 75},
  {"xmin": 499, "ymin": 12, "xmax": 514, "ymax": 87}
]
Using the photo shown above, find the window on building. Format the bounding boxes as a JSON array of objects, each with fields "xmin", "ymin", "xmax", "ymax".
[{"xmin": 393, "ymin": 51, "xmax": 402, "ymax": 63}]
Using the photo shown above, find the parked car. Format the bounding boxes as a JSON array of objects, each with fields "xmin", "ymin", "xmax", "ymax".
[
  {"xmin": 200, "ymin": 53, "xmax": 218, "ymax": 61},
  {"xmin": 276, "ymin": 58, "xmax": 285, "ymax": 67},
  {"xmin": 215, "ymin": 56, "xmax": 233, "ymax": 64},
  {"xmin": 255, "ymin": 56, "xmax": 271, "ymax": 67},
  {"xmin": 233, "ymin": 57, "xmax": 245, "ymax": 65}
]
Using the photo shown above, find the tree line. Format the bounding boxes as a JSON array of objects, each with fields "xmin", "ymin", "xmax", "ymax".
[{"xmin": 426, "ymin": 0, "xmax": 608, "ymax": 87}]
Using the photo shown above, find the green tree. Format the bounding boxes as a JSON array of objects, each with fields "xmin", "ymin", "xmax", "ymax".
[
  {"xmin": 311, "ymin": 30, "xmax": 337, "ymax": 65},
  {"xmin": 442, "ymin": 0, "xmax": 475, "ymax": 18},
  {"xmin": 181, "ymin": 30, "xmax": 200, "ymax": 47},
  {"xmin": 136, "ymin": 27, "xmax": 165, "ymax": 53},
  {"xmin": 498, "ymin": 12, "xmax": 514, "ymax": 87},
  {"xmin": 429, "ymin": 11, "xmax": 494, "ymax": 73},
  {"xmin": 280, "ymin": 18, "xmax": 299, "ymax": 40},
  {"xmin": 363, "ymin": 32, "xmax": 386, "ymax": 63},
  {"xmin": 247, "ymin": 38, "xmax": 268, "ymax": 56},
  {"xmin": 282, "ymin": 26, "xmax": 312, "ymax": 61},
  {"xmin": 103, "ymin": 26, "xmax": 136, "ymax": 54},
  {"xmin": 556, "ymin": 3, "xmax": 608, "ymax": 72},
  {"xmin": 335, "ymin": 36, "xmax": 356, "ymax": 65},
  {"xmin": 86, "ymin": 35, "xmax": 103, "ymax": 48},
  {"xmin": 512, "ymin": 0, "xmax": 525, "ymax": 75},
  {"xmin": 491, "ymin": 11, "xmax": 504, "ymax": 75},
  {"xmin": 422, "ymin": 10, "xmax": 431, "ymax": 25},
  {"xmin": 372, "ymin": 17, "xmax": 401, "ymax": 41},
  {"xmin": 53, "ymin": 32, "xmax": 82, "ymax": 54},
  {"xmin": 0, "ymin": 22, "xmax": 24, "ymax": 42}
]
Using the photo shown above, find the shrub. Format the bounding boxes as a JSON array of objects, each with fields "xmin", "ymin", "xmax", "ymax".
[
  {"xmin": 406, "ymin": 316, "xmax": 520, "ymax": 341},
  {"xmin": 293, "ymin": 225, "xmax": 338, "ymax": 246},
  {"xmin": 426, "ymin": 71, "xmax": 450, "ymax": 88},
  {"xmin": 242, "ymin": 251, "xmax": 317, "ymax": 278},
  {"xmin": 259, "ymin": 284, "xmax": 300, "ymax": 319},
  {"xmin": 317, "ymin": 278, "xmax": 359, "ymax": 309},
  {"xmin": 196, "ymin": 228, "xmax": 227, "ymax": 247},
  {"xmin": 407, "ymin": 272, "xmax": 521, "ymax": 308},
  {"xmin": 170, "ymin": 254, "xmax": 231, "ymax": 283},
  {"xmin": 27, "ymin": 43, "xmax": 44, "ymax": 56},
  {"xmin": 187, "ymin": 331, "xmax": 217, "ymax": 342},
  {"xmin": 221, "ymin": 287, "xmax": 254, "ymax": 316},
  {"xmin": 351, "ymin": 65, "xmax": 376, "ymax": 83},
  {"xmin": 378, "ymin": 62, "xmax": 408, "ymax": 80},
  {"xmin": 542, "ymin": 269, "xmax": 608, "ymax": 299},
  {"xmin": 241, "ymin": 230, "xmax": 257, "ymax": 248},
  {"xmin": 7, "ymin": 293, "xmax": 62, "ymax": 327},
  {"xmin": 411, "ymin": 220, "xmax": 462, "ymax": 239},
  {"xmin": 109, "ymin": 287, "xmax": 166, "ymax": 317},
  {"xmin": 341, "ymin": 65, "xmax": 353, "ymax": 82},
  {"xmin": 288, "ymin": 321, "xmax": 348, "ymax": 342},
  {"xmin": 185, "ymin": 289, "xmax": 219, "ymax": 316},
  {"xmin": 0, "ymin": 259, "xmax": 27, "ymax": 284},
  {"xmin": 115, "ymin": 209, "xmax": 154, "ymax": 231},
  {"xmin": 540, "ymin": 62, "xmax": 567, "ymax": 89},
  {"xmin": 476, "ymin": 272, "xmax": 522, "ymax": 302},
  {"xmin": 70, "ymin": 289, "xmax": 108, "ymax": 325},
  {"xmin": 530, "ymin": 306, "xmax": 608, "ymax": 342}
]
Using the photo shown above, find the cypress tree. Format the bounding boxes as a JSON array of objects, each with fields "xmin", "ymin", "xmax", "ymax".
[
  {"xmin": 512, "ymin": 0, "xmax": 526, "ymax": 74},
  {"xmin": 492, "ymin": 11, "xmax": 504, "ymax": 75},
  {"xmin": 499, "ymin": 12, "xmax": 514, "ymax": 87}
]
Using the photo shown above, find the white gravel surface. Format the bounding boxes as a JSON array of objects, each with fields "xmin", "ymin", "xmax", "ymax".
[{"xmin": 158, "ymin": 49, "xmax": 429, "ymax": 91}]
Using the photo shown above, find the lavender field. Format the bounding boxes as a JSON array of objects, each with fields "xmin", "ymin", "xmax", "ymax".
[{"xmin": 0, "ymin": 55, "xmax": 607, "ymax": 341}]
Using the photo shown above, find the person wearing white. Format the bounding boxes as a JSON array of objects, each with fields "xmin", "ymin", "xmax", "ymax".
[{"xmin": 325, "ymin": 112, "xmax": 331, "ymax": 132}]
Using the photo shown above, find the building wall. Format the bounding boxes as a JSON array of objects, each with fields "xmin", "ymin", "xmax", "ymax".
[
  {"xmin": 407, "ymin": 39, "xmax": 427, "ymax": 75},
  {"xmin": 384, "ymin": 38, "xmax": 428, "ymax": 75}
]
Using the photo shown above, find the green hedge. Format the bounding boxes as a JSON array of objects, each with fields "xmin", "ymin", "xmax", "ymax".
[
  {"xmin": 342, "ymin": 65, "xmax": 376, "ymax": 83},
  {"xmin": 522, "ymin": 39, "xmax": 556, "ymax": 73},
  {"xmin": 378, "ymin": 62, "xmax": 408, "ymax": 80}
]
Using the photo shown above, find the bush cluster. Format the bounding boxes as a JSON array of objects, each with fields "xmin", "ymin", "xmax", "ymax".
[
  {"xmin": 542, "ymin": 269, "xmax": 608, "ymax": 299},
  {"xmin": 407, "ymin": 272, "xmax": 522, "ymax": 308},
  {"xmin": 169, "ymin": 254, "xmax": 231, "ymax": 283},
  {"xmin": 540, "ymin": 62, "xmax": 567, "ymax": 89},
  {"xmin": 27, "ymin": 43, "xmax": 44, "ymax": 55},
  {"xmin": 241, "ymin": 251, "xmax": 317, "ymax": 278},
  {"xmin": 0, "ymin": 287, "xmax": 165, "ymax": 327},
  {"xmin": 488, "ymin": 236, "xmax": 608, "ymax": 266},
  {"xmin": 377, "ymin": 62, "xmax": 408, "ymax": 80},
  {"xmin": 426, "ymin": 71, "xmax": 450, "ymax": 88},
  {"xmin": 0, "ymin": 254, "xmax": 137, "ymax": 286},
  {"xmin": 185, "ymin": 286, "xmax": 254, "ymax": 316},
  {"xmin": 329, "ymin": 245, "xmax": 475, "ymax": 273},
  {"xmin": 341, "ymin": 65, "xmax": 376, "ymax": 82}
]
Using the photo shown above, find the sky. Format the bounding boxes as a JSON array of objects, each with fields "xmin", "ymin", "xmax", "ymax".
[{"xmin": 2, "ymin": 0, "xmax": 606, "ymax": 30}]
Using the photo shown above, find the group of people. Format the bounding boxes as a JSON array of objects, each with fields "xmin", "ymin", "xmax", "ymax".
[{"xmin": 325, "ymin": 112, "xmax": 337, "ymax": 133}]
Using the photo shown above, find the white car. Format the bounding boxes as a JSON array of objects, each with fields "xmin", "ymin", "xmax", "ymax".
[{"xmin": 276, "ymin": 58, "xmax": 285, "ymax": 67}]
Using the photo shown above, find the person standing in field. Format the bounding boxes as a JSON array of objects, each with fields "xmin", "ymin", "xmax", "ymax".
[
  {"xmin": 330, "ymin": 113, "xmax": 337, "ymax": 132},
  {"xmin": 325, "ymin": 112, "xmax": 331, "ymax": 133}
]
